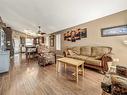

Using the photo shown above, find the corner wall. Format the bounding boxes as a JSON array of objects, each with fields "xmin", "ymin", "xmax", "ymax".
[{"xmin": 54, "ymin": 10, "xmax": 127, "ymax": 66}]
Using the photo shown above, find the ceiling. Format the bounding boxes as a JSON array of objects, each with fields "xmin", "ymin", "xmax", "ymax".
[{"xmin": 0, "ymin": 0, "xmax": 127, "ymax": 35}]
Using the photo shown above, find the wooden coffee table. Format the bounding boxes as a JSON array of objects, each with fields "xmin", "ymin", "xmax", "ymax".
[{"xmin": 56, "ymin": 57, "xmax": 84, "ymax": 82}]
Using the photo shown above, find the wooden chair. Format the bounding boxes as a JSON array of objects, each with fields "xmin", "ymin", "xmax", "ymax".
[{"xmin": 25, "ymin": 46, "xmax": 37, "ymax": 59}]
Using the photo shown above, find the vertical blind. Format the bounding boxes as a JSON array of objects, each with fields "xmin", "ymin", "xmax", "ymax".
[
  {"xmin": 45, "ymin": 35, "xmax": 49, "ymax": 47},
  {"xmin": 56, "ymin": 34, "xmax": 61, "ymax": 50}
]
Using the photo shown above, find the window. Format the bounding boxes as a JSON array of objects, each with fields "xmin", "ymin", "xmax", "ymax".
[
  {"xmin": 0, "ymin": 28, "xmax": 5, "ymax": 50},
  {"xmin": 56, "ymin": 34, "xmax": 61, "ymax": 50},
  {"xmin": 45, "ymin": 35, "xmax": 49, "ymax": 47},
  {"xmin": 26, "ymin": 38, "xmax": 33, "ymax": 46}
]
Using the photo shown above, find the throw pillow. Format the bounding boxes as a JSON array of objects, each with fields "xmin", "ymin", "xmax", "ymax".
[
  {"xmin": 68, "ymin": 50, "xmax": 76, "ymax": 56},
  {"xmin": 71, "ymin": 47, "xmax": 80, "ymax": 55}
]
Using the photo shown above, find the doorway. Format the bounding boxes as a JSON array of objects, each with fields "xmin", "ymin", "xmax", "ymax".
[{"xmin": 14, "ymin": 38, "xmax": 20, "ymax": 53}]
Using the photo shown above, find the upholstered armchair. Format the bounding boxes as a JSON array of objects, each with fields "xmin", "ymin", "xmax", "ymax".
[
  {"xmin": 101, "ymin": 65, "xmax": 127, "ymax": 95},
  {"xmin": 111, "ymin": 75, "xmax": 127, "ymax": 95},
  {"xmin": 111, "ymin": 65, "xmax": 127, "ymax": 95},
  {"xmin": 37, "ymin": 45, "xmax": 55, "ymax": 66}
]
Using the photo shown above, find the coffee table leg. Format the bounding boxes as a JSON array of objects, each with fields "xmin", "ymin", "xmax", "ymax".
[
  {"xmin": 64, "ymin": 64, "xmax": 67, "ymax": 72},
  {"xmin": 56, "ymin": 61, "xmax": 58, "ymax": 72},
  {"xmin": 82, "ymin": 63, "xmax": 84, "ymax": 77},
  {"xmin": 56, "ymin": 61, "xmax": 59, "ymax": 73},
  {"xmin": 76, "ymin": 66, "xmax": 79, "ymax": 83}
]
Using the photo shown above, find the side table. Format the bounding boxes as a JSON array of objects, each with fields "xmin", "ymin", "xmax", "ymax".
[
  {"xmin": 101, "ymin": 64, "xmax": 116, "ymax": 95},
  {"xmin": 101, "ymin": 74, "xmax": 112, "ymax": 95},
  {"xmin": 107, "ymin": 62, "xmax": 116, "ymax": 74}
]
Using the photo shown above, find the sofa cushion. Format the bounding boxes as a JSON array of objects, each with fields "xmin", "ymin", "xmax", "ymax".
[
  {"xmin": 95, "ymin": 56, "xmax": 103, "ymax": 60},
  {"xmin": 74, "ymin": 55, "xmax": 88, "ymax": 60},
  {"xmin": 66, "ymin": 55, "xmax": 87, "ymax": 61},
  {"xmin": 91, "ymin": 46, "xmax": 111, "ymax": 57},
  {"xmin": 80, "ymin": 46, "xmax": 91, "ymax": 56},
  {"xmin": 85, "ymin": 57, "xmax": 101, "ymax": 66},
  {"xmin": 71, "ymin": 46, "xmax": 81, "ymax": 55}
]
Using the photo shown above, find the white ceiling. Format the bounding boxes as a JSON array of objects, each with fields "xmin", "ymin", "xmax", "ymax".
[{"xmin": 0, "ymin": 0, "xmax": 127, "ymax": 35}]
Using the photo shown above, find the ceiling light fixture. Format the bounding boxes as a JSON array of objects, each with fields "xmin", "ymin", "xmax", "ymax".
[{"xmin": 37, "ymin": 26, "xmax": 46, "ymax": 35}]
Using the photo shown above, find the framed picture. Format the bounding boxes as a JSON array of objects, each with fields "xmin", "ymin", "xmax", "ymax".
[
  {"xmin": 50, "ymin": 35, "xmax": 54, "ymax": 47},
  {"xmin": 70, "ymin": 30, "xmax": 76, "ymax": 42},
  {"xmin": 101, "ymin": 25, "xmax": 127, "ymax": 37},
  {"xmin": 64, "ymin": 33, "xmax": 67, "ymax": 41},
  {"xmin": 75, "ymin": 29, "xmax": 81, "ymax": 40},
  {"xmin": 64, "ymin": 31, "xmax": 71, "ymax": 41},
  {"xmin": 66, "ymin": 31, "xmax": 71, "ymax": 41},
  {"xmin": 80, "ymin": 28, "xmax": 87, "ymax": 38},
  {"xmin": 64, "ymin": 28, "xmax": 87, "ymax": 42}
]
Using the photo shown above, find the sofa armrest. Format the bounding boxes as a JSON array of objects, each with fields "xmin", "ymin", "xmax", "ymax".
[
  {"xmin": 101, "ymin": 54, "xmax": 113, "ymax": 72},
  {"xmin": 63, "ymin": 51, "xmax": 66, "ymax": 57}
]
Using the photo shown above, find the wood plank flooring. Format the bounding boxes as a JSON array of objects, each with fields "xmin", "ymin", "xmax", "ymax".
[{"xmin": 0, "ymin": 54, "xmax": 103, "ymax": 95}]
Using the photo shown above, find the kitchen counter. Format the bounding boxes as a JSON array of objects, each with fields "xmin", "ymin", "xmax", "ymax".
[{"xmin": 0, "ymin": 51, "xmax": 10, "ymax": 73}]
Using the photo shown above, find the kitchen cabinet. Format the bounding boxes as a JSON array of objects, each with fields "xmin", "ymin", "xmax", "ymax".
[{"xmin": 0, "ymin": 51, "xmax": 10, "ymax": 73}]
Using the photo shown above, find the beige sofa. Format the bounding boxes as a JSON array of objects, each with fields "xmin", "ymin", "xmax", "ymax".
[{"xmin": 63, "ymin": 46, "xmax": 112, "ymax": 73}]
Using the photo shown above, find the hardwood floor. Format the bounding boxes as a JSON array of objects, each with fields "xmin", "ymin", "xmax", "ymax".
[{"xmin": 0, "ymin": 54, "xmax": 103, "ymax": 95}]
